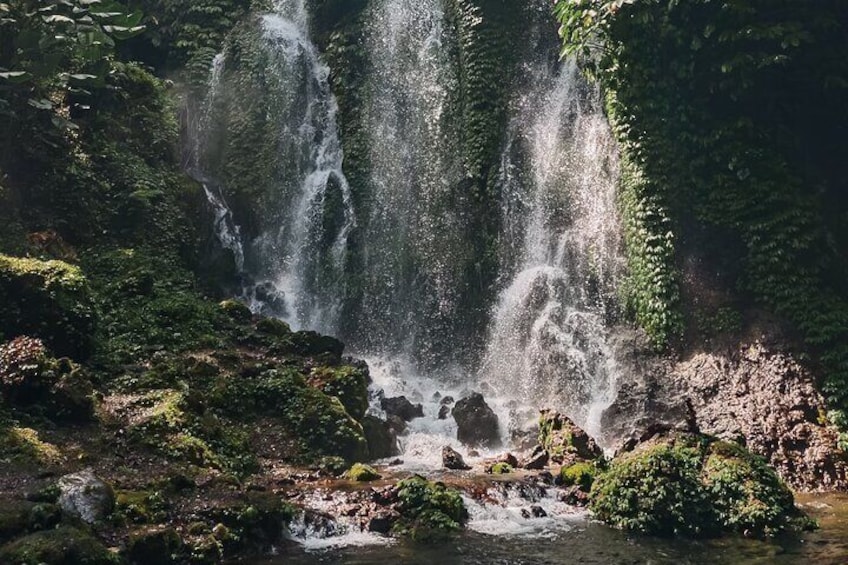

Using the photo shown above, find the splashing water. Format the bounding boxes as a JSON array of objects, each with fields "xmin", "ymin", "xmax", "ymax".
[{"xmin": 480, "ymin": 59, "xmax": 624, "ymax": 441}]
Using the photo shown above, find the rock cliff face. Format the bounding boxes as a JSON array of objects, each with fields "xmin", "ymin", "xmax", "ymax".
[{"xmin": 602, "ymin": 337, "xmax": 847, "ymax": 492}]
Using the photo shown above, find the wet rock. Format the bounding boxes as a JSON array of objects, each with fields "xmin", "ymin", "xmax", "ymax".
[
  {"xmin": 521, "ymin": 505, "xmax": 547, "ymax": 519},
  {"xmin": 381, "ymin": 396, "xmax": 424, "ymax": 422},
  {"xmin": 521, "ymin": 446, "xmax": 550, "ymax": 470},
  {"xmin": 362, "ymin": 415, "xmax": 400, "ymax": 460},
  {"xmin": 452, "ymin": 393, "xmax": 500, "ymax": 448},
  {"xmin": 368, "ymin": 510, "xmax": 398, "ymax": 534},
  {"xmin": 539, "ymin": 410, "xmax": 602, "ymax": 462},
  {"xmin": 442, "ymin": 446, "xmax": 471, "ymax": 470},
  {"xmin": 387, "ymin": 458, "xmax": 404, "ymax": 467},
  {"xmin": 386, "ymin": 414, "xmax": 408, "ymax": 435},
  {"xmin": 440, "ymin": 396, "xmax": 454, "ymax": 406},
  {"xmin": 438, "ymin": 405, "xmax": 450, "ymax": 420},
  {"xmin": 558, "ymin": 486, "xmax": 590, "ymax": 507},
  {"xmin": 0, "ymin": 526, "xmax": 115, "ymax": 565},
  {"xmin": 57, "ymin": 469, "xmax": 115, "ymax": 524}
]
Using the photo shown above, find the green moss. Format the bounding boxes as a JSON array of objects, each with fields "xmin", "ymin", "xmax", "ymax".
[
  {"xmin": 0, "ymin": 427, "xmax": 64, "ymax": 467},
  {"xmin": 255, "ymin": 317, "xmax": 291, "ymax": 337},
  {"xmin": 126, "ymin": 526, "xmax": 183, "ymax": 565},
  {"xmin": 0, "ymin": 499, "xmax": 36, "ymax": 543},
  {"xmin": 395, "ymin": 476, "xmax": 468, "ymax": 543},
  {"xmin": 560, "ymin": 462, "xmax": 596, "ymax": 492},
  {"xmin": 0, "ymin": 255, "xmax": 96, "ymax": 360},
  {"xmin": 490, "ymin": 462, "xmax": 513, "ymax": 475},
  {"xmin": 345, "ymin": 463, "xmax": 381, "ymax": 482},
  {"xmin": 200, "ymin": 492, "xmax": 295, "ymax": 555},
  {"xmin": 0, "ymin": 526, "xmax": 120, "ymax": 565}
]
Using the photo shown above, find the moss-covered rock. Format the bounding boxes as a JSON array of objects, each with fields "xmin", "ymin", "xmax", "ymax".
[
  {"xmin": 589, "ymin": 434, "xmax": 803, "ymax": 538},
  {"xmin": 126, "ymin": 526, "xmax": 183, "ymax": 565},
  {"xmin": 0, "ymin": 526, "xmax": 119, "ymax": 565},
  {"xmin": 200, "ymin": 492, "xmax": 295, "ymax": 555},
  {"xmin": 254, "ymin": 317, "xmax": 290, "ymax": 337},
  {"xmin": 0, "ymin": 499, "xmax": 36, "ymax": 543},
  {"xmin": 0, "ymin": 426, "xmax": 64, "ymax": 466},
  {"xmin": 210, "ymin": 368, "xmax": 367, "ymax": 462},
  {"xmin": 395, "ymin": 476, "xmax": 468, "ymax": 543},
  {"xmin": 538, "ymin": 410, "xmax": 603, "ymax": 462},
  {"xmin": 345, "ymin": 463, "xmax": 381, "ymax": 482},
  {"xmin": 219, "ymin": 300, "xmax": 252, "ymax": 323},
  {"xmin": 309, "ymin": 363, "xmax": 370, "ymax": 420},
  {"xmin": 0, "ymin": 255, "xmax": 96, "ymax": 360}
]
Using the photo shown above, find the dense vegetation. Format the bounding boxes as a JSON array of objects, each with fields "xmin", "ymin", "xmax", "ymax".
[{"xmin": 554, "ymin": 0, "xmax": 848, "ymax": 419}]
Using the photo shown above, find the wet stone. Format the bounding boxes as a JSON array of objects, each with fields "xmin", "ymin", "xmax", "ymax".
[
  {"xmin": 381, "ymin": 396, "xmax": 424, "ymax": 422},
  {"xmin": 442, "ymin": 446, "xmax": 472, "ymax": 470}
]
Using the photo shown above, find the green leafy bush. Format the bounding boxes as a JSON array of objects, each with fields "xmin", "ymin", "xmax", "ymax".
[{"xmin": 395, "ymin": 476, "xmax": 468, "ymax": 543}]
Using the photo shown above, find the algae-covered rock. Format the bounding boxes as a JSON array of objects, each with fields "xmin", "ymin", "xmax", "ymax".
[
  {"xmin": 255, "ymin": 317, "xmax": 290, "ymax": 337},
  {"xmin": 395, "ymin": 475, "xmax": 468, "ymax": 543},
  {"xmin": 0, "ymin": 255, "xmax": 95, "ymax": 359},
  {"xmin": 490, "ymin": 462, "xmax": 513, "ymax": 474},
  {"xmin": 590, "ymin": 434, "xmax": 803, "ymax": 538},
  {"xmin": 0, "ymin": 526, "xmax": 119, "ymax": 565},
  {"xmin": 345, "ymin": 463, "xmax": 382, "ymax": 482},
  {"xmin": 58, "ymin": 469, "xmax": 116, "ymax": 524}
]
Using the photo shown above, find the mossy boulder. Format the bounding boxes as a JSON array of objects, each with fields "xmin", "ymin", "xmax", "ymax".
[
  {"xmin": 0, "ymin": 255, "xmax": 95, "ymax": 360},
  {"xmin": 219, "ymin": 300, "xmax": 253, "ymax": 323},
  {"xmin": 702, "ymin": 441, "xmax": 797, "ymax": 536},
  {"xmin": 538, "ymin": 410, "xmax": 602, "ymax": 462},
  {"xmin": 0, "ymin": 526, "xmax": 119, "ymax": 565},
  {"xmin": 395, "ymin": 476, "xmax": 468, "ymax": 543},
  {"xmin": 126, "ymin": 526, "xmax": 183, "ymax": 564},
  {"xmin": 211, "ymin": 368, "xmax": 367, "ymax": 462},
  {"xmin": 590, "ymin": 434, "xmax": 802, "ymax": 538},
  {"xmin": 200, "ymin": 492, "xmax": 295, "ymax": 554},
  {"xmin": 560, "ymin": 461, "xmax": 597, "ymax": 492},
  {"xmin": 254, "ymin": 317, "xmax": 290, "ymax": 336},
  {"xmin": 0, "ymin": 499, "xmax": 36, "ymax": 542},
  {"xmin": 309, "ymin": 363, "xmax": 370, "ymax": 420},
  {"xmin": 345, "ymin": 463, "xmax": 381, "ymax": 482},
  {"xmin": 490, "ymin": 462, "xmax": 514, "ymax": 474}
]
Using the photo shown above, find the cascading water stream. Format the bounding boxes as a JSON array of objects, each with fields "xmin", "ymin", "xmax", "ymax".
[
  {"xmin": 194, "ymin": 0, "xmax": 355, "ymax": 334},
  {"xmin": 481, "ymin": 58, "xmax": 624, "ymax": 441},
  {"xmin": 352, "ymin": 0, "xmax": 466, "ymax": 361}
]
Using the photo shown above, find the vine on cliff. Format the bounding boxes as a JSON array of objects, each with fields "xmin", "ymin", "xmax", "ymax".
[{"xmin": 554, "ymin": 1, "xmax": 848, "ymax": 412}]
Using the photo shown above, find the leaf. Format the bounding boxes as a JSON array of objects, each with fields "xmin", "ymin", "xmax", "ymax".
[
  {"xmin": 0, "ymin": 71, "xmax": 30, "ymax": 83},
  {"xmin": 28, "ymin": 98, "xmax": 54, "ymax": 110}
]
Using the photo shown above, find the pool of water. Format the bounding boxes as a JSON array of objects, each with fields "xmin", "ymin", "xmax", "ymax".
[{"xmin": 250, "ymin": 493, "xmax": 848, "ymax": 565}]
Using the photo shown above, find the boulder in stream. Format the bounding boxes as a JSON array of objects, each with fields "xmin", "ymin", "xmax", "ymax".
[
  {"xmin": 538, "ymin": 410, "xmax": 602, "ymax": 462},
  {"xmin": 442, "ymin": 446, "xmax": 471, "ymax": 470},
  {"xmin": 381, "ymin": 396, "xmax": 424, "ymax": 422},
  {"xmin": 452, "ymin": 393, "xmax": 500, "ymax": 448}
]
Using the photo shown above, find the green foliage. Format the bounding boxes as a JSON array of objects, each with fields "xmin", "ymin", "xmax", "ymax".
[
  {"xmin": 591, "ymin": 436, "xmax": 716, "ymax": 537},
  {"xmin": 395, "ymin": 475, "xmax": 468, "ymax": 543},
  {"xmin": 590, "ymin": 435, "xmax": 801, "ymax": 538},
  {"xmin": 309, "ymin": 364, "xmax": 370, "ymax": 421},
  {"xmin": 702, "ymin": 441, "xmax": 796, "ymax": 536},
  {"xmin": 555, "ymin": 0, "xmax": 848, "ymax": 399}
]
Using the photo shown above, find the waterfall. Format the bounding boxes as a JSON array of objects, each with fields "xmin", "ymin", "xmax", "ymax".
[
  {"xmin": 352, "ymin": 0, "xmax": 466, "ymax": 363},
  {"xmin": 481, "ymin": 58, "xmax": 624, "ymax": 439},
  {"xmin": 194, "ymin": 0, "xmax": 355, "ymax": 334}
]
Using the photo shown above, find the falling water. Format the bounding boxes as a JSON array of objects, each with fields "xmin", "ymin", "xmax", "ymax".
[
  {"xmin": 195, "ymin": 0, "xmax": 355, "ymax": 334},
  {"xmin": 481, "ymin": 58, "xmax": 624, "ymax": 439},
  {"xmin": 352, "ymin": 0, "xmax": 466, "ymax": 363}
]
